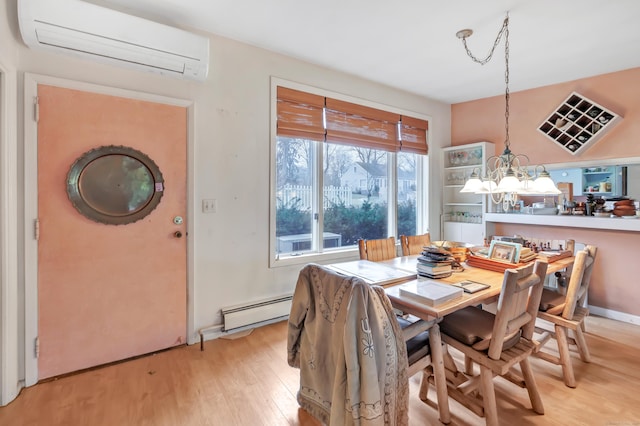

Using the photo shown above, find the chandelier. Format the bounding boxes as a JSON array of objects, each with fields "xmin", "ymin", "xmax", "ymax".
[{"xmin": 457, "ymin": 14, "xmax": 560, "ymax": 211}]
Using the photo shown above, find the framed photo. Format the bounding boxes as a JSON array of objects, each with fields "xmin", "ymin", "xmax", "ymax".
[{"xmin": 488, "ymin": 240, "xmax": 522, "ymax": 263}]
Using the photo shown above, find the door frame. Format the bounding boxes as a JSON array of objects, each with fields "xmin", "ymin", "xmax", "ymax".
[
  {"xmin": 23, "ymin": 73, "xmax": 195, "ymax": 386},
  {"xmin": 0, "ymin": 61, "xmax": 20, "ymax": 405}
]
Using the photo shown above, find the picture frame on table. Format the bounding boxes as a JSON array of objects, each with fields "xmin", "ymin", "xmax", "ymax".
[{"xmin": 488, "ymin": 240, "xmax": 521, "ymax": 263}]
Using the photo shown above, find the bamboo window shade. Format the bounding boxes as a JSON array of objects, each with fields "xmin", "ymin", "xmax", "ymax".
[
  {"xmin": 325, "ymin": 98, "xmax": 400, "ymax": 151},
  {"xmin": 276, "ymin": 87, "xmax": 325, "ymax": 141},
  {"xmin": 400, "ymin": 116, "xmax": 429, "ymax": 155},
  {"xmin": 276, "ymin": 86, "xmax": 428, "ymax": 153}
]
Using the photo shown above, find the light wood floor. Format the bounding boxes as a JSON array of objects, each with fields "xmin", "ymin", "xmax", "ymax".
[{"xmin": 1, "ymin": 315, "xmax": 639, "ymax": 425}]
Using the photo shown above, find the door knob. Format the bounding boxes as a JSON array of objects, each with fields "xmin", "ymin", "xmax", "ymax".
[{"xmin": 174, "ymin": 231, "xmax": 183, "ymax": 238}]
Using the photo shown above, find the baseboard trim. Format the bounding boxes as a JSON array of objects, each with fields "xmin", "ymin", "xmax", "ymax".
[
  {"xmin": 589, "ymin": 305, "xmax": 640, "ymax": 326},
  {"xmin": 198, "ymin": 316, "xmax": 288, "ymax": 348}
]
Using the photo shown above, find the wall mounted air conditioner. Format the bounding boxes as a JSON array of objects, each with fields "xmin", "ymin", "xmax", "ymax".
[{"xmin": 18, "ymin": 0, "xmax": 209, "ymax": 81}]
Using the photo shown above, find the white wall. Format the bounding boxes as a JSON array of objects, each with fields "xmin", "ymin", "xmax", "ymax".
[{"xmin": 0, "ymin": 1, "xmax": 451, "ymax": 403}]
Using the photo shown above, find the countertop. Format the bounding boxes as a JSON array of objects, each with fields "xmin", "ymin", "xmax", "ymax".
[{"xmin": 485, "ymin": 212, "xmax": 640, "ymax": 232}]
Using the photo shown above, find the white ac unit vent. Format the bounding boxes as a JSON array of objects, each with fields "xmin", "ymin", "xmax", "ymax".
[{"xmin": 18, "ymin": 0, "xmax": 209, "ymax": 81}]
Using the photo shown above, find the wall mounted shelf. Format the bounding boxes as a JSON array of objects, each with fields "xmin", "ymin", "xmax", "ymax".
[
  {"xmin": 538, "ymin": 92, "xmax": 621, "ymax": 156},
  {"xmin": 441, "ymin": 141, "xmax": 494, "ymax": 245}
]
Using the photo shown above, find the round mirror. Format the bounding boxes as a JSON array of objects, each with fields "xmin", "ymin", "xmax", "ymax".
[{"xmin": 67, "ymin": 145, "xmax": 164, "ymax": 225}]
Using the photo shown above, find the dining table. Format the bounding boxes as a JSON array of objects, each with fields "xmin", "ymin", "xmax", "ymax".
[{"xmin": 327, "ymin": 253, "xmax": 575, "ymax": 424}]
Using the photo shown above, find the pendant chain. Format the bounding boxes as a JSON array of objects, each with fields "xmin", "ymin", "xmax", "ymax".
[{"xmin": 460, "ymin": 15, "xmax": 510, "ymax": 150}]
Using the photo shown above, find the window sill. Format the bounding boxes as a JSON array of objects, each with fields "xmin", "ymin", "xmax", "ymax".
[{"xmin": 270, "ymin": 247, "xmax": 360, "ymax": 268}]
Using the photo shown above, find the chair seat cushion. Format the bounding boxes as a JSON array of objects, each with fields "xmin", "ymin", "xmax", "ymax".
[
  {"xmin": 440, "ymin": 306, "xmax": 494, "ymax": 346},
  {"xmin": 396, "ymin": 316, "xmax": 430, "ymax": 366},
  {"xmin": 440, "ymin": 306, "xmax": 520, "ymax": 351},
  {"xmin": 539, "ymin": 288, "xmax": 566, "ymax": 312}
]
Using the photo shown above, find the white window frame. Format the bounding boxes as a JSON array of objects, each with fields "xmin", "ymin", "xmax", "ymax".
[{"xmin": 269, "ymin": 78, "xmax": 430, "ymax": 268}]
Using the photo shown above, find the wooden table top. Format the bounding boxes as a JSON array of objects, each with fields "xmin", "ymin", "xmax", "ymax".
[
  {"xmin": 325, "ymin": 254, "xmax": 574, "ymax": 319},
  {"xmin": 384, "ymin": 267, "xmax": 503, "ymax": 319},
  {"xmin": 380, "ymin": 254, "xmax": 574, "ymax": 319}
]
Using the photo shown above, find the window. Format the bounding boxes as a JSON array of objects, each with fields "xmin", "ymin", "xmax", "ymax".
[{"xmin": 272, "ymin": 83, "xmax": 429, "ymax": 264}]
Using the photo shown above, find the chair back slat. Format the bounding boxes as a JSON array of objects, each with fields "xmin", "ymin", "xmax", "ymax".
[
  {"xmin": 358, "ymin": 237, "xmax": 397, "ymax": 261},
  {"xmin": 533, "ymin": 244, "xmax": 597, "ymax": 388},
  {"xmin": 562, "ymin": 245, "xmax": 597, "ymax": 320},
  {"xmin": 400, "ymin": 233, "xmax": 431, "ymax": 256},
  {"xmin": 506, "ymin": 312, "xmax": 531, "ymax": 335},
  {"xmin": 487, "ymin": 261, "xmax": 548, "ymax": 360}
]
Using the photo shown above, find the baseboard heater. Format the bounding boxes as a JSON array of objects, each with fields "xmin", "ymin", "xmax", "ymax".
[{"xmin": 222, "ymin": 295, "xmax": 293, "ymax": 331}]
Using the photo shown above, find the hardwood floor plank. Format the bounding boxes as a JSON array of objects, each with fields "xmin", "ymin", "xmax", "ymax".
[{"xmin": 1, "ymin": 315, "xmax": 639, "ymax": 425}]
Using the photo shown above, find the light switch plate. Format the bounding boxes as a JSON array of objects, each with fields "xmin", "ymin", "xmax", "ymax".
[{"xmin": 202, "ymin": 199, "xmax": 216, "ymax": 213}]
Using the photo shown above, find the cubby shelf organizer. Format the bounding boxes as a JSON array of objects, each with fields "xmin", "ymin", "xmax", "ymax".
[{"xmin": 537, "ymin": 92, "xmax": 621, "ymax": 156}]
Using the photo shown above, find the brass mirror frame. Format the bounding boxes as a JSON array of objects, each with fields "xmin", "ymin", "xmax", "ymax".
[{"xmin": 66, "ymin": 145, "xmax": 164, "ymax": 225}]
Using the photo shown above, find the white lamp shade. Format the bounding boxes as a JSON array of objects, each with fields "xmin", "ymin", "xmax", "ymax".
[
  {"xmin": 517, "ymin": 177, "xmax": 537, "ymax": 195},
  {"xmin": 476, "ymin": 179, "xmax": 498, "ymax": 194},
  {"xmin": 532, "ymin": 175, "xmax": 562, "ymax": 194},
  {"xmin": 460, "ymin": 176, "xmax": 484, "ymax": 193},
  {"xmin": 495, "ymin": 174, "xmax": 522, "ymax": 193}
]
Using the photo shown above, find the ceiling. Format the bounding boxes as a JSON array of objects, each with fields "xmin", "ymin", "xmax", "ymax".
[{"xmin": 94, "ymin": 0, "xmax": 640, "ymax": 104}]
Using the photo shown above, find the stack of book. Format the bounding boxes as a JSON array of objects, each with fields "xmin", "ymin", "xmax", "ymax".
[
  {"xmin": 416, "ymin": 247, "xmax": 454, "ymax": 279},
  {"xmin": 518, "ymin": 247, "xmax": 537, "ymax": 263},
  {"xmin": 398, "ymin": 280, "xmax": 463, "ymax": 306},
  {"xmin": 536, "ymin": 250, "xmax": 573, "ymax": 263}
]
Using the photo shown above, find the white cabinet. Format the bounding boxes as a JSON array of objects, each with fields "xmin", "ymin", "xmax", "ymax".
[
  {"xmin": 441, "ymin": 142, "xmax": 494, "ymax": 245},
  {"xmin": 443, "ymin": 222, "xmax": 486, "ymax": 246},
  {"xmin": 582, "ymin": 167, "xmax": 618, "ymax": 196},
  {"xmin": 549, "ymin": 166, "xmax": 623, "ymax": 198}
]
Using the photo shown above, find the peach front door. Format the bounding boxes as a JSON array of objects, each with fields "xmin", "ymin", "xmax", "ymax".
[{"xmin": 37, "ymin": 85, "xmax": 187, "ymax": 380}]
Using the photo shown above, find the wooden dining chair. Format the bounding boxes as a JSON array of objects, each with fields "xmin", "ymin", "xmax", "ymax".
[
  {"xmin": 436, "ymin": 261, "xmax": 548, "ymax": 426},
  {"xmin": 399, "ymin": 233, "xmax": 431, "ymax": 256},
  {"xmin": 534, "ymin": 245, "xmax": 597, "ymax": 388},
  {"xmin": 358, "ymin": 237, "xmax": 397, "ymax": 261},
  {"xmin": 287, "ymin": 264, "xmax": 433, "ymax": 424}
]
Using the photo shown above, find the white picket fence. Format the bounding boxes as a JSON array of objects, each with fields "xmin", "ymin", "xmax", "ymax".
[{"xmin": 277, "ymin": 184, "xmax": 353, "ymax": 210}]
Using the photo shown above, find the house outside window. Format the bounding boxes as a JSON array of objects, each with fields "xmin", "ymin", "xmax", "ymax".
[{"xmin": 271, "ymin": 82, "xmax": 429, "ymax": 265}]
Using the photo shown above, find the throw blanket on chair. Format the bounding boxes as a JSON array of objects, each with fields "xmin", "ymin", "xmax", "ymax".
[{"xmin": 287, "ymin": 264, "xmax": 409, "ymax": 425}]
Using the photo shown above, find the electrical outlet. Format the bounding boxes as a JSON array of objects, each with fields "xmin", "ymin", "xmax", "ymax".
[{"xmin": 202, "ymin": 199, "xmax": 216, "ymax": 213}]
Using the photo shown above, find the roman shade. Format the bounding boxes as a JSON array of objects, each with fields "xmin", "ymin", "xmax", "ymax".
[
  {"xmin": 400, "ymin": 115, "xmax": 429, "ymax": 155},
  {"xmin": 276, "ymin": 87, "xmax": 325, "ymax": 141},
  {"xmin": 276, "ymin": 86, "xmax": 428, "ymax": 153},
  {"xmin": 325, "ymin": 98, "xmax": 400, "ymax": 152}
]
